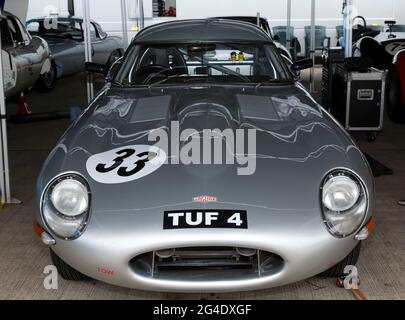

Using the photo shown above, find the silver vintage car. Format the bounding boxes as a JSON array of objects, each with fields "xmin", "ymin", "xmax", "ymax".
[
  {"xmin": 26, "ymin": 16, "xmax": 124, "ymax": 79},
  {"xmin": 1, "ymin": 11, "xmax": 54, "ymax": 97},
  {"xmin": 35, "ymin": 19, "xmax": 375, "ymax": 292}
]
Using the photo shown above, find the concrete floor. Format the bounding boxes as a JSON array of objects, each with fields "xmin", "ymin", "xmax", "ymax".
[{"xmin": 1, "ymin": 72, "xmax": 405, "ymax": 300}]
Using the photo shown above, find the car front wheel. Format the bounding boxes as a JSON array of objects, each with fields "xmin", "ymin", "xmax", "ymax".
[
  {"xmin": 50, "ymin": 249, "xmax": 89, "ymax": 281},
  {"xmin": 36, "ymin": 62, "xmax": 57, "ymax": 93},
  {"xmin": 319, "ymin": 242, "xmax": 362, "ymax": 277}
]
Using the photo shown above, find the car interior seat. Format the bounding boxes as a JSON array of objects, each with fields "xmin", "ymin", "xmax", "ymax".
[
  {"xmin": 358, "ymin": 37, "xmax": 392, "ymax": 70},
  {"xmin": 140, "ymin": 47, "xmax": 187, "ymax": 73},
  {"xmin": 386, "ymin": 50, "xmax": 405, "ymax": 123},
  {"xmin": 134, "ymin": 47, "xmax": 188, "ymax": 84},
  {"xmin": 351, "ymin": 17, "xmax": 382, "ymax": 43}
]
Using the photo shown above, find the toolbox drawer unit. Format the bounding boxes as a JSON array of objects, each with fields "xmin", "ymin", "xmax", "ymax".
[{"xmin": 330, "ymin": 64, "xmax": 386, "ymax": 134}]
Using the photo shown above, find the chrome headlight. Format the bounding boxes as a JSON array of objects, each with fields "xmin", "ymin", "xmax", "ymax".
[
  {"xmin": 42, "ymin": 174, "xmax": 91, "ymax": 240},
  {"xmin": 321, "ymin": 170, "xmax": 367, "ymax": 237}
]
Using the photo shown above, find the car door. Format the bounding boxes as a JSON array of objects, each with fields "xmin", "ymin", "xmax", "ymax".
[
  {"xmin": 6, "ymin": 15, "xmax": 38, "ymax": 90},
  {"xmin": 90, "ymin": 22, "xmax": 114, "ymax": 65},
  {"xmin": 1, "ymin": 18, "xmax": 18, "ymax": 97},
  {"xmin": 66, "ymin": 20, "xmax": 87, "ymax": 75},
  {"xmin": 15, "ymin": 17, "xmax": 46, "ymax": 78},
  {"xmin": 58, "ymin": 20, "xmax": 87, "ymax": 75}
]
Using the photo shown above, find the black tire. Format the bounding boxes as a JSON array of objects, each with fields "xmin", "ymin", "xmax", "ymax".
[
  {"xmin": 35, "ymin": 61, "xmax": 57, "ymax": 93},
  {"xmin": 320, "ymin": 243, "xmax": 362, "ymax": 277},
  {"xmin": 50, "ymin": 249, "xmax": 89, "ymax": 281},
  {"xmin": 386, "ymin": 66, "xmax": 405, "ymax": 124}
]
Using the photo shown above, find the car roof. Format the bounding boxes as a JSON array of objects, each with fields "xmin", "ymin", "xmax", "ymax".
[
  {"xmin": 211, "ymin": 16, "xmax": 269, "ymax": 24},
  {"xmin": 133, "ymin": 19, "xmax": 272, "ymax": 44},
  {"xmin": 1, "ymin": 11, "xmax": 17, "ymax": 19}
]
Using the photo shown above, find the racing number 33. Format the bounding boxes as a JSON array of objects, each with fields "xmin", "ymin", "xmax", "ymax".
[
  {"xmin": 86, "ymin": 145, "xmax": 167, "ymax": 184},
  {"xmin": 96, "ymin": 148, "xmax": 157, "ymax": 177}
]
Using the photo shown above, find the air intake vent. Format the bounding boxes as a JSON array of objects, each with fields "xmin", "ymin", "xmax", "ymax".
[
  {"xmin": 130, "ymin": 95, "xmax": 171, "ymax": 123},
  {"xmin": 130, "ymin": 246, "xmax": 284, "ymax": 281}
]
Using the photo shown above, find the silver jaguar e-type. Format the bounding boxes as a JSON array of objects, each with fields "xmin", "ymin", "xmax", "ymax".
[{"xmin": 35, "ymin": 19, "xmax": 375, "ymax": 292}]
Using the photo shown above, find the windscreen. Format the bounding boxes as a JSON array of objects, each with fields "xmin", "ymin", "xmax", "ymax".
[
  {"xmin": 27, "ymin": 19, "xmax": 83, "ymax": 40},
  {"xmin": 114, "ymin": 42, "xmax": 293, "ymax": 86}
]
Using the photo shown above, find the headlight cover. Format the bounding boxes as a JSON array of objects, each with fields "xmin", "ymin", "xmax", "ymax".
[
  {"xmin": 42, "ymin": 174, "xmax": 91, "ymax": 240},
  {"xmin": 51, "ymin": 179, "xmax": 89, "ymax": 216},
  {"xmin": 321, "ymin": 170, "xmax": 367, "ymax": 237}
]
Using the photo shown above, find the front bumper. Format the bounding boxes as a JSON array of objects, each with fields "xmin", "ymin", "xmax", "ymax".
[{"xmin": 41, "ymin": 205, "xmax": 365, "ymax": 293}]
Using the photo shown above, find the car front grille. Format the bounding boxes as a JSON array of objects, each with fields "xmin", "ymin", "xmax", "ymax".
[{"xmin": 130, "ymin": 247, "xmax": 284, "ymax": 281}]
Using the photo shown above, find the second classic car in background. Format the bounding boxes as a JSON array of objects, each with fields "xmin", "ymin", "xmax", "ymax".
[
  {"xmin": 1, "ymin": 10, "xmax": 55, "ymax": 98},
  {"xmin": 26, "ymin": 16, "xmax": 124, "ymax": 79}
]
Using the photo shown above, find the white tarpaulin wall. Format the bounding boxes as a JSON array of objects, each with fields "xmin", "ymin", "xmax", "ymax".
[
  {"xmin": 3, "ymin": 0, "xmax": 29, "ymax": 21},
  {"xmin": 25, "ymin": 0, "xmax": 404, "ymax": 46}
]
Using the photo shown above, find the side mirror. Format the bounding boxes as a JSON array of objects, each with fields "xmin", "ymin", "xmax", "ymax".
[
  {"xmin": 85, "ymin": 62, "xmax": 108, "ymax": 75},
  {"xmin": 273, "ymin": 34, "xmax": 280, "ymax": 41},
  {"xmin": 188, "ymin": 44, "xmax": 216, "ymax": 53},
  {"xmin": 292, "ymin": 58, "xmax": 313, "ymax": 71}
]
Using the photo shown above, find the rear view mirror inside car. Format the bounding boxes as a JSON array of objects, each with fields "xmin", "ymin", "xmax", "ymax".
[{"xmin": 188, "ymin": 44, "xmax": 217, "ymax": 53}]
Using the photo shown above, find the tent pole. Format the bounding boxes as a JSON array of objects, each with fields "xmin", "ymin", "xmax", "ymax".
[
  {"xmin": 120, "ymin": 0, "xmax": 129, "ymax": 48},
  {"xmin": 138, "ymin": 0, "xmax": 144, "ymax": 30},
  {"xmin": 310, "ymin": 0, "xmax": 316, "ymax": 93},
  {"xmin": 0, "ymin": 11, "xmax": 20, "ymax": 205},
  {"xmin": 0, "ymin": 16, "xmax": 8, "ymax": 205},
  {"xmin": 68, "ymin": 0, "xmax": 75, "ymax": 16},
  {"xmin": 82, "ymin": 0, "xmax": 94, "ymax": 103},
  {"xmin": 286, "ymin": 0, "xmax": 292, "ymax": 52},
  {"xmin": 344, "ymin": 0, "xmax": 353, "ymax": 58}
]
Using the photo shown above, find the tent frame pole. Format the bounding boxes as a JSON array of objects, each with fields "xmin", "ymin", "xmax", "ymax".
[
  {"xmin": 120, "ymin": 0, "xmax": 129, "ymax": 48},
  {"xmin": 286, "ymin": 0, "xmax": 292, "ymax": 52},
  {"xmin": 310, "ymin": 0, "xmax": 316, "ymax": 93},
  {"xmin": 83, "ymin": 0, "xmax": 94, "ymax": 103},
  {"xmin": 0, "ymin": 12, "xmax": 21, "ymax": 205},
  {"xmin": 138, "ymin": 0, "xmax": 144, "ymax": 30},
  {"xmin": 344, "ymin": 0, "xmax": 354, "ymax": 58}
]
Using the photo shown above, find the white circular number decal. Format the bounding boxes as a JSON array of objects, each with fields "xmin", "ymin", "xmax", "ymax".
[
  {"xmin": 86, "ymin": 145, "xmax": 166, "ymax": 184},
  {"xmin": 385, "ymin": 42, "xmax": 405, "ymax": 56}
]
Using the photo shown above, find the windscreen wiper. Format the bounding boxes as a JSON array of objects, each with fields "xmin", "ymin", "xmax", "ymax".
[
  {"xmin": 147, "ymin": 74, "xmax": 190, "ymax": 88},
  {"xmin": 255, "ymin": 79, "xmax": 294, "ymax": 90}
]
